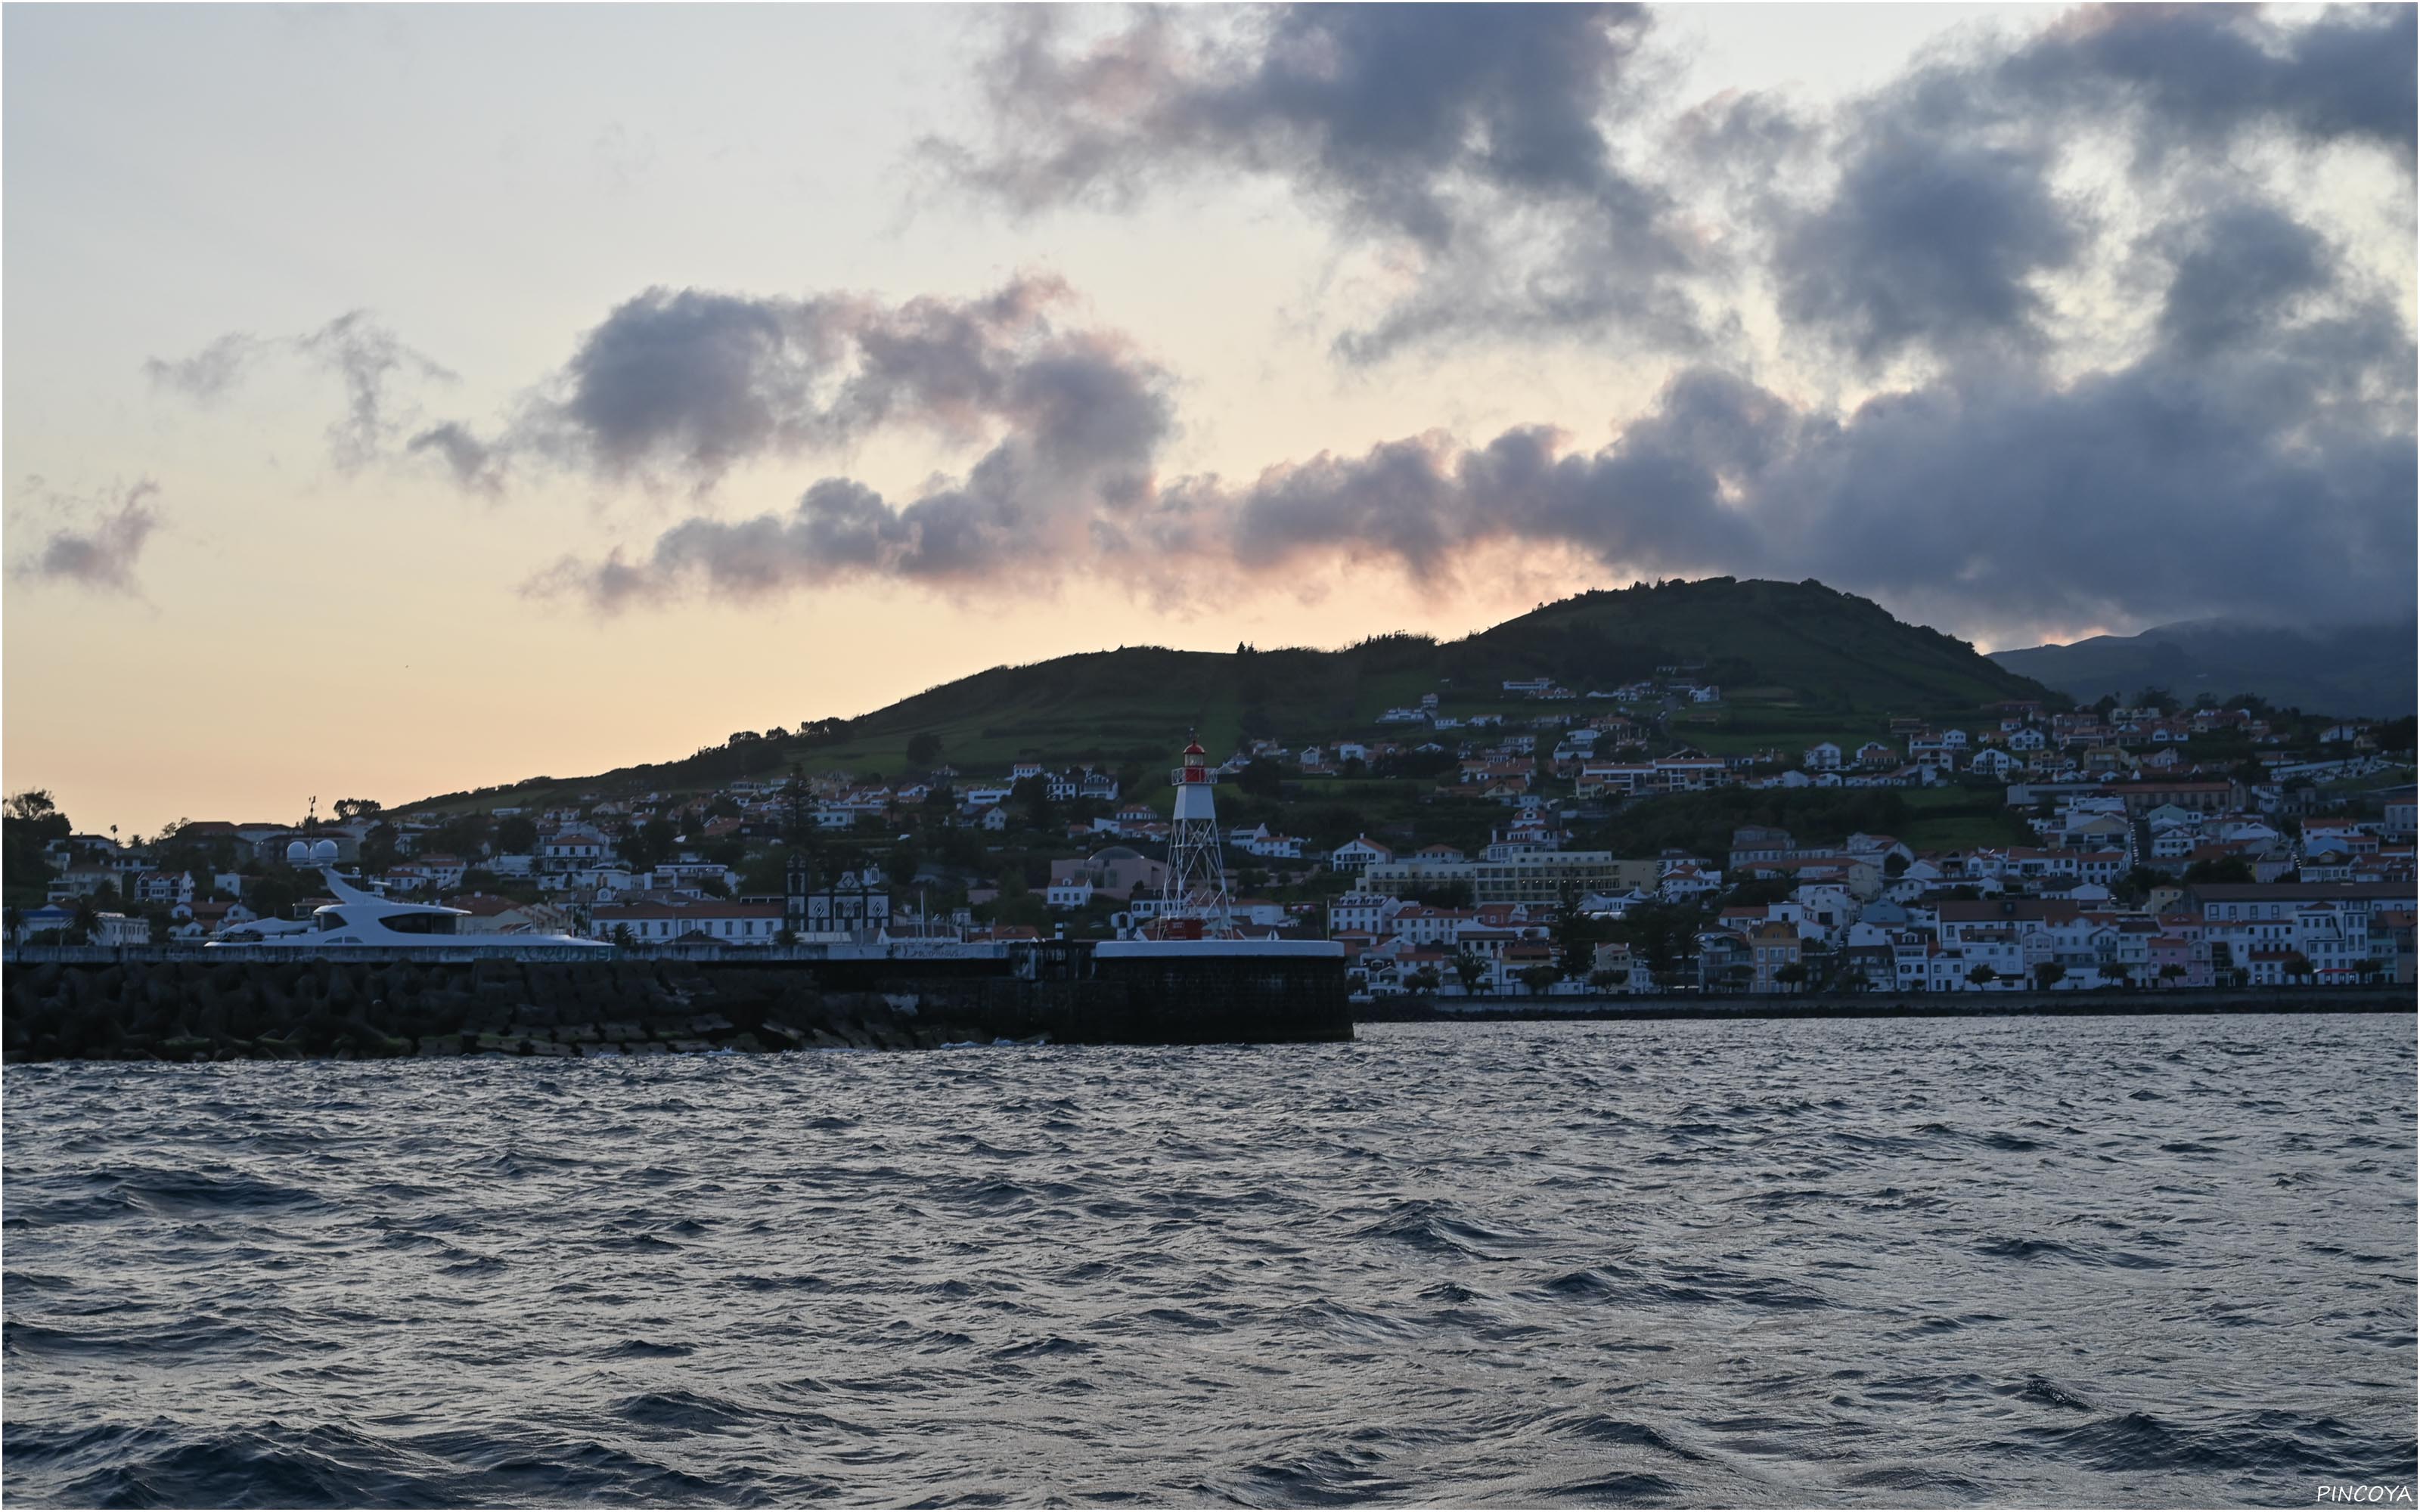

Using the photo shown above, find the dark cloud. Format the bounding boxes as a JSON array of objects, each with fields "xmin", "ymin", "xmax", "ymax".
[
  {"xmin": 10, "ymin": 481, "xmax": 163, "ymax": 595},
  {"xmin": 2002, "ymin": 4, "xmax": 2418, "ymax": 163},
  {"xmin": 523, "ymin": 324, "xmax": 1174, "ymax": 609},
  {"xmin": 537, "ymin": 252, "xmax": 2412, "ymax": 641},
  {"xmin": 937, "ymin": 4, "xmax": 2409, "ymax": 369},
  {"xmin": 145, "ymin": 312, "xmax": 452, "ymax": 470},
  {"xmin": 2152, "ymin": 200, "xmax": 2335, "ymax": 359},
  {"xmin": 1776, "ymin": 135, "xmax": 2084, "ymax": 366},
  {"xmin": 1752, "ymin": 5, "xmax": 2411, "ymax": 370},
  {"xmin": 932, "ymin": 4, "xmax": 1702, "ymax": 358},
  {"xmin": 448, "ymin": 275, "xmax": 1129, "ymax": 490},
  {"xmin": 1159, "ymin": 327, "xmax": 2411, "ymax": 638}
]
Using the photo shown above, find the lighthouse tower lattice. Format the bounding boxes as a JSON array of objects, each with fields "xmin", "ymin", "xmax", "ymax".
[{"xmin": 1156, "ymin": 736, "xmax": 1236, "ymax": 939}]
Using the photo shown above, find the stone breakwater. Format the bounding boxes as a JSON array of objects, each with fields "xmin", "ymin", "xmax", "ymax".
[
  {"xmin": 1360, "ymin": 985, "xmax": 2415, "ymax": 1022},
  {"xmin": 0, "ymin": 959, "xmax": 1230, "ymax": 1063}
]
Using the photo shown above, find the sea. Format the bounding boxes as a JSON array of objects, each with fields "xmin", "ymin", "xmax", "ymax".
[{"xmin": 4, "ymin": 1015, "xmax": 2413, "ymax": 1508}]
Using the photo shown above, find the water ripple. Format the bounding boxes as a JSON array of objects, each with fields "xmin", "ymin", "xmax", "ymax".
[{"xmin": 5, "ymin": 1015, "xmax": 2414, "ymax": 1505}]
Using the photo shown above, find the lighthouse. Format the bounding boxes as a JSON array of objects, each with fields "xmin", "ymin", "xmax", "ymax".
[
  {"xmin": 1155, "ymin": 735, "xmax": 1236, "ymax": 938},
  {"xmin": 1090, "ymin": 731, "xmax": 1348, "ymax": 1029}
]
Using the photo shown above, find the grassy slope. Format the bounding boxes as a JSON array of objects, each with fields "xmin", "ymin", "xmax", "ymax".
[
  {"xmin": 1990, "ymin": 618, "xmax": 2418, "ymax": 717},
  {"xmin": 406, "ymin": 578, "xmax": 2057, "ymax": 813}
]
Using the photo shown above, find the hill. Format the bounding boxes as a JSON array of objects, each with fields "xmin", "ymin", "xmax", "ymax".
[
  {"xmin": 1990, "ymin": 618, "xmax": 2416, "ymax": 718},
  {"xmin": 406, "ymin": 578, "xmax": 2057, "ymax": 813}
]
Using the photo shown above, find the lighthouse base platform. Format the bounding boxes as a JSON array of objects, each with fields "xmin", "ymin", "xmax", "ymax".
[{"xmin": 1087, "ymin": 938, "xmax": 1351, "ymax": 1043}]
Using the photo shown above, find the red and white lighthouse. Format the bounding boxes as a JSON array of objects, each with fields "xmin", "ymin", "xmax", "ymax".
[{"xmin": 1156, "ymin": 735, "xmax": 1235, "ymax": 938}]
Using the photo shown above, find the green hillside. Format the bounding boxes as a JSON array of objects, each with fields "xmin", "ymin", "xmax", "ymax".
[
  {"xmin": 407, "ymin": 578, "xmax": 2058, "ymax": 813},
  {"xmin": 1991, "ymin": 617, "xmax": 2417, "ymax": 717}
]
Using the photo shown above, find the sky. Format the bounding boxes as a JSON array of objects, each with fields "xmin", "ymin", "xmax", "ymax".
[{"xmin": 5, "ymin": 2, "xmax": 2414, "ymax": 837}]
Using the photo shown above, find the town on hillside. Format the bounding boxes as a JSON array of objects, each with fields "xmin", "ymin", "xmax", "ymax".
[{"xmin": 9, "ymin": 677, "xmax": 2415, "ymax": 996}]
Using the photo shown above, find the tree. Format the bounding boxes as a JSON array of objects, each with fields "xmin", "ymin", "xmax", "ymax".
[
  {"xmin": 1407, "ymin": 966, "xmax": 1442, "ymax": 993},
  {"xmin": 2183, "ymin": 857, "xmax": 2254, "ymax": 885},
  {"xmin": 1011, "ymin": 774, "xmax": 1053, "ymax": 833},
  {"xmin": 7, "ymin": 790, "xmax": 63, "ymax": 826},
  {"xmin": 2, "ymin": 789, "xmax": 71, "ymax": 902},
  {"xmin": 1452, "ymin": 951, "xmax": 1488, "ymax": 993},
  {"xmin": 2114, "ymin": 866, "xmax": 2169, "ymax": 905},
  {"xmin": 2034, "ymin": 961, "xmax": 2066, "ymax": 991},
  {"xmin": 2355, "ymin": 957, "xmax": 2384, "ymax": 985},
  {"xmin": 425, "ymin": 812, "xmax": 490, "ymax": 860},
  {"xmin": 610, "ymin": 924, "xmax": 636, "ymax": 948},
  {"xmin": 2103, "ymin": 961, "xmax": 2134, "ymax": 990},
  {"xmin": 360, "ymin": 822, "xmax": 400, "ymax": 874},
  {"xmin": 2157, "ymin": 963, "xmax": 2186, "ymax": 987},
  {"xmin": 2283, "ymin": 953, "xmax": 2313, "ymax": 986},
  {"xmin": 906, "ymin": 732, "xmax": 944, "ymax": 768},
  {"xmin": 1774, "ymin": 962, "xmax": 1807, "ymax": 993},
  {"xmin": 495, "ymin": 814, "xmax": 538, "ymax": 854},
  {"xmin": 618, "ymin": 819, "xmax": 677, "ymax": 873},
  {"xmin": 334, "ymin": 798, "xmax": 383, "ymax": 821},
  {"xmin": 1966, "ymin": 964, "xmax": 1996, "ymax": 989},
  {"xmin": 1553, "ymin": 884, "xmax": 1598, "ymax": 978},
  {"xmin": 1233, "ymin": 760, "xmax": 1283, "ymax": 798},
  {"xmin": 1516, "ymin": 965, "xmax": 1562, "ymax": 996},
  {"xmin": 885, "ymin": 844, "xmax": 921, "ymax": 889}
]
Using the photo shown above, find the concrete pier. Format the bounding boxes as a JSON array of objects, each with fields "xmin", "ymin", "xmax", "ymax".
[{"xmin": 2, "ymin": 951, "xmax": 1353, "ymax": 1063}]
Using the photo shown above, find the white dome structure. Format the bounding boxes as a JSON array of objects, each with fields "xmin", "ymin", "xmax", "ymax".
[
  {"xmin": 286, "ymin": 840, "xmax": 310, "ymax": 864},
  {"xmin": 310, "ymin": 838, "xmax": 340, "ymax": 863}
]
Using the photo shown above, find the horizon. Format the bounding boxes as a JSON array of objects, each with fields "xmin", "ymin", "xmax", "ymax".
[{"xmin": 7, "ymin": 3, "xmax": 2414, "ymax": 835}]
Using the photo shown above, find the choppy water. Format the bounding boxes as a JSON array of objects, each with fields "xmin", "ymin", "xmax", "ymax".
[{"xmin": 5, "ymin": 1015, "xmax": 2414, "ymax": 1507}]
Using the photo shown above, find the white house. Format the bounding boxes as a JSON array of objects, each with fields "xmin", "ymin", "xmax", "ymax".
[
  {"xmin": 1044, "ymin": 879, "xmax": 1094, "ymax": 910},
  {"xmin": 94, "ymin": 912, "xmax": 150, "ymax": 947},
  {"xmin": 1329, "ymin": 835, "xmax": 1395, "ymax": 872}
]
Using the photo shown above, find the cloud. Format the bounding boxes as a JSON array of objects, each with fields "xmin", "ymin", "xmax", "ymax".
[
  {"xmin": 405, "ymin": 422, "xmax": 506, "ymax": 496},
  {"xmin": 523, "ymin": 323, "xmax": 1174, "ymax": 609},
  {"xmin": 428, "ymin": 274, "xmax": 1141, "ymax": 493},
  {"xmin": 296, "ymin": 311, "xmax": 456, "ymax": 468},
  {"xmin": 141, "ymin": 333, "xmax": 266, "ymax": 402},
  {"xmin": 1739, "ymin": 5, "xmax": 2413, "ymax": 373},
  {"xmin": 2151, "ymin": 199, "xmax": 2334, "ymax": 360},
  {"xmin": 931, "ymin": 4, "xmax": 1703, "ymax": 358},
  {"xmin": 2000, "ymin": 4, "xmax": 2418, "ymax": 165},
  {"xmin": 933, "ymin": 4, "xmax": 2412, "ymax": 373},
  {"xmin": 532, "ymin": 226, "xmax": 2413, "ymax": 642},
  {"xmin": 10, "ymin": 480, "xmax": 163, "ymax": 595},
  {"xmin": 1775, "ymin": 134, "xmax": 2084, "ymax": 367},
  {"xmin": 145, "ymin": 311, "xmax": 453, "ymax": 470}
]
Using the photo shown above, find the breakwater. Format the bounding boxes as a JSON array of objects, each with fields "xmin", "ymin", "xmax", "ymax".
[
  {"xmin": 2, "ymin": 954, "xmax": 1351, "ymax": 1063},
  {"xmin": 1359, "ymin": 985, "xmax": 2413, "ymax": 1022}
]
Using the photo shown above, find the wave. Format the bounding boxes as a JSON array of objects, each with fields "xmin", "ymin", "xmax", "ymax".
[{"xmin": 5, "ymin": 1015, "xmax": 2410, "ymax": 1507}]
